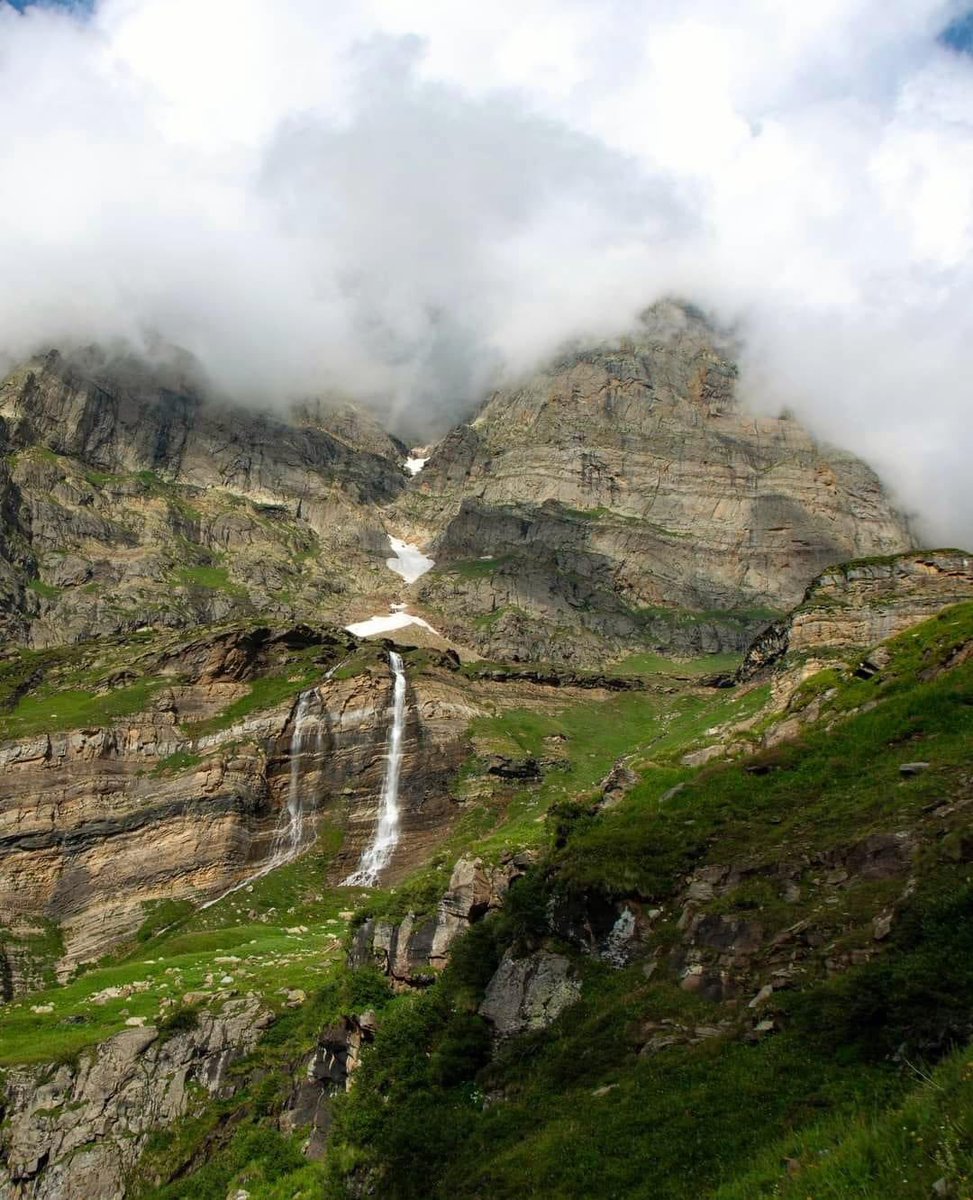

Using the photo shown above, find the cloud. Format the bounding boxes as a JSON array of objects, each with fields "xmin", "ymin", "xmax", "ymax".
[{"xmin": 0, "ymin": 0, "xmax": 971, "ymax": 543}]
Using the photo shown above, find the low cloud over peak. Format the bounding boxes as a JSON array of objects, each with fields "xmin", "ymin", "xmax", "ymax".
[{"xmin": 0, "ymin": 0, "xmax": 971, "ymax": 543}]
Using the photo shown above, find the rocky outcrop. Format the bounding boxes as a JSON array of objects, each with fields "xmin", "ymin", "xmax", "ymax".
[
  {"xmin": 349, "ymin": 852, "xmax": 534, "ymax": 986},
  {"xmin": 740, "ymin": 549, "xmax": 973, "ymax": 679},
  {"xmin": 0, "ymin": 996, "xmax": 272, "ymax": 1200},
  {"xmin": 478, "ymin": 949, "xmax": 581, "ymax": 1039},
  {"xmin": 403, "ymin": 302, "xmax": 912, "ymax": 665},
  {"xmin": 0, "ymin": 351, "xmax": 403, "ymax": 509},
  {"xmin": 280, "ymin": 1012, "xmax": 378, "ymax": 1159}
]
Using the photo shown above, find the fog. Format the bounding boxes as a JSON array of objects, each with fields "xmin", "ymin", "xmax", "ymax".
[{"xmin": 0, "ymin": 0, "xmax": 971, "ymax": 542}]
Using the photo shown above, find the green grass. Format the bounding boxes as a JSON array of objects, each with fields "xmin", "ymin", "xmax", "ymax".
[
  {"xmin": 0, "ymin": 831, "xmax": 350, "ymax": 1066},
  {"xmin": 0, "ymin": 677, "xmax": 164, "ymax": 739},
  {"xmin": 714, "ymin": 1043, "xmax": 973, "ymax": 1199},
  {"xmin": 83, "ymin": 467, "xmax": 124, "ymax": 487},
  {"xmin": 28, "ymin": 578, "xmax": 61, "ymax": 600},
  {"xmin": 315, "ymin": 873, "xmax": 973, "ymax": 1200},
  {"xmin": 439, "ymin": 555, "xmax": 514, "ymax": 579},
  {"xmin": 6, "ymin": 603, "xmax": 972, "ymax": 1200},
  {"xmin": 151, "ymin": 750, "xmax": 204, "ymax": 776},
  {"xmin": 182, "ymin": 663, "xmax": 327, "ymax": 737},
  {"xmin": 304, "ymin": 607, "xmax": 973, "ymax": 1200},
  {"xmin": 174, "ymin": 565, "xmax": 246, "ymax": 594},
  {"xmin": 608, "ymin": 650, "xmax": 741, "ymax": 677},
  {"xmin": 0, "ymin": 918, "xmax": 65, "ymax": 992}
]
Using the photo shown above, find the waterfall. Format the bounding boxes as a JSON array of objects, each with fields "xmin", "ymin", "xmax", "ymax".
[
  {"xmin": 200, "ymin": 687, "xmax": 321, "ymax": 909},
  {"xmin": 343, "ymin": 651, "xmax": 407, "ymax": 887},
  {"xmin": 269, "ymin": 688, "xmax": 319, "ymax": 864}
]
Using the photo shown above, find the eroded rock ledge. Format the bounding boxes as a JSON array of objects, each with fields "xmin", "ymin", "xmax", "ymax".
[{"xmin": 0, "ymin": 997, "xmax": 272, "ymax": 1200}]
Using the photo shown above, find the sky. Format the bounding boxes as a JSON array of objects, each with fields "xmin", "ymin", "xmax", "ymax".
[{"xmin": 0, "ymin": 1, "xmax": 971, "ymax": 543}]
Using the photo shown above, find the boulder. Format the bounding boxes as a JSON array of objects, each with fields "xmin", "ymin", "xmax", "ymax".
[{"xmin": 479, "ymin": 949, "xmax": 581, "ymax": 1038}]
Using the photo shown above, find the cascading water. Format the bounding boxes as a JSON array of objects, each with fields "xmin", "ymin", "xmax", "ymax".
[
  {"xmin": 343, "ymin": 651, "xmax": 407, "ymax": 887},
  {"xmin": 269, "ymin": 688, "xmax": 319, "ymax": 864},
  {"xmin": 200, "ymin": 687, "xmax": 322, "ymax": 909}
]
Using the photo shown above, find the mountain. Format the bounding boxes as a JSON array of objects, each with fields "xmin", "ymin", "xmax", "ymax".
[
  {"xmin": 0, "ymin": 317, "xmax": 967, "ymax": 1200},
  {"xmin": 0, "ymin": 350, "xmax": 405, "ymax": 646},
  {"xmin": 402, "ymin": 302, "xmax": 913, "ymax": 664}
]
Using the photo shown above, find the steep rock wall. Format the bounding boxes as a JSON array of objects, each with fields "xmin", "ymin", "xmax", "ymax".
[
  {"xmin": 0, "ymin": 354, "xmax": 406, "ymax": 646},
  {"xmin": 405, "ymin": 302, "xmax": 913, "ymax": 663},
  {"xmin": 0, "ymin": 629, "xmax": 480, "ymax": 980},
  {"xmin": 0, "ymin": 997, "xmax": 272, "ymax": 1200}
]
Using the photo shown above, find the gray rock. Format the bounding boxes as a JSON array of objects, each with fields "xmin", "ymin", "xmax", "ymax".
[
  {"xmin": 479, "ymin": 949, "xmax": 581, "ymax": 1039},
  {"xmin": 0, "ymin": 997, "xmax": 271, "ymax": 1200}
]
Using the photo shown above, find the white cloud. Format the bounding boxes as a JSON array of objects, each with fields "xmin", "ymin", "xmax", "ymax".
[{"xmin": 0, "ymin": 0, "xmax": 971, "ymax": 543}]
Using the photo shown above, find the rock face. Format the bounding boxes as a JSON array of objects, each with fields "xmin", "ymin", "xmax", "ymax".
[
  {"xmin": 0, "ymin": 352, "xmax": 406, "ymax": 646},
  {"xmin": 0, "ymin": 626, "xmax": 478, "ymax": 978},
  {"xmin": 404, "ymin": 302, "xmax": 912, "ymax": 664},
  {"xmin": 349, "ymin": 852, "xmax": 534, "ymax": 986},
  {"xmin": 280, "ymin": 1013, "xmax": 378, "ymax": 1160},
  {"xmin": 0, "ymin": 996, "xmax": 272, "ymax": 1200},
  {"xmin": 740, "ymin": 549, "xmax": 973, "ymax": 679},
  {"xmin": 478, "ymin": 949, "xmax": 581, "ymax": 1038}
]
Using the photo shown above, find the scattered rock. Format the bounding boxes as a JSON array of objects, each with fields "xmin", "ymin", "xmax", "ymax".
[
  {"xmin": 598, "ymin": 760, "xmax": 638, "ymax": 809},
  {"xmin": 900, "ymin": 762, "xmax": 931, "ymax": 778},
  {"xmin": 748, "ymin": 984, "xmax": 775, "ymax": 1009},
  {"xmin": 181, "ymin": 991, "xmax": 213, "ymax": 1006},
  {"xmin": 682, "ymin": 745, "xmax": 725, "ymax": 768}
]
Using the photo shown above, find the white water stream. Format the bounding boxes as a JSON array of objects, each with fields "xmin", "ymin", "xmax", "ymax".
[
  {"xmin": 200, "ymin": 688, "xmax": 322, "ymax": 909},
  {"xmin": 342, "ymin": 651, "xmax": 407, "ymax": 886}
]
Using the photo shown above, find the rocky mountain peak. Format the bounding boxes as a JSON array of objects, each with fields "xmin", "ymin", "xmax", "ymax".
[{"xmin": 398, "ymin": 304, "xmax": 914, "ymax": 665}]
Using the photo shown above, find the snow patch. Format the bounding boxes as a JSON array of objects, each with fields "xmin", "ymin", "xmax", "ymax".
[
  {"xmin": 345, "ymin": 611, "xmax": 441, "ymax": 639},
  {"xmin": 386, "ymin": 536, "xmax": 434, "ymax": 583}
]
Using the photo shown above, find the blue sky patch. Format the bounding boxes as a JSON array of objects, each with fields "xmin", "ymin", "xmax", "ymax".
[{"xmin": 941, "ymin": 9, "xmax": 973, "ymax": 54}]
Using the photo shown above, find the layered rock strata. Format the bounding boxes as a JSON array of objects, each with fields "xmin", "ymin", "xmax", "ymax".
[
  {"xmin": 0, "ymin": 627, "xmax": 478, "ymax": 979},
  {"xmin": 404, "ymin": 302, "xmax": 913, "ymax": 663},
  {"xmin": 740, "ymin": 549, "xmax": 973, "ymax": 679},
  {"xmin": 0, "ymin": 352, "xmax": 406, "ymax": 645}
]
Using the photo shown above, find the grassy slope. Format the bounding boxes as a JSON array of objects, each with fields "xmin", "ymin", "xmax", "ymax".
[
  {"xmin": 0, "ymin": 830, "xmax": 353, "ymax": 1066},
  {"xmin": 302, "ymin": 603, "xmax": 973, "ymax": 1200},
  {"xmin": 4, "ymin": 607, "xmax": 972, "ymax": 1199},
  {"xmin": 0, "ymin": 640, "xmax": 740, "ymax": 1066}
]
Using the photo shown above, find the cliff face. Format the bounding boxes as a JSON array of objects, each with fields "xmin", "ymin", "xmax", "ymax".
[
  {"xmin": 0, "ymin": 625, "xmax": 479, "ymax": 982},
  {"xmin": 0, "ymin": 998, "xmax": 272, "ymax": 1200},
  {"xmin": 740, "ymin": 549, "xmax": 973, "ymax": 680},
  {"xmin": 402, "ymin": 303, "xmax": 913, "ymax": 663},
  {"xmin": 0, "ymin": 319, "xmax": 963, "ymax": 1200},
  {"xmin": 0, "ymin": 353, "xmax": 407, "ymax": 646}
]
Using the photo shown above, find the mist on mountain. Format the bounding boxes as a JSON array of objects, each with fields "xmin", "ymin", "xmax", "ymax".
[{"xmin": 0, "ymin": 0, "xmax": 971, "ymax": 542}]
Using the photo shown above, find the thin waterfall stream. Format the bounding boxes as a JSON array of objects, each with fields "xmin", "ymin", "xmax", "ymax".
[
  {"xmin": 343, "ymin": 651, "xmax": 407, "ymax": 886},
  {"xmin": 200, "ymin": 687, "xmax": 322, "ymax": 909}
]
